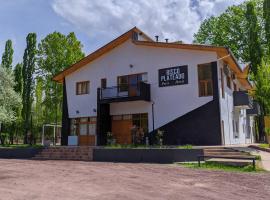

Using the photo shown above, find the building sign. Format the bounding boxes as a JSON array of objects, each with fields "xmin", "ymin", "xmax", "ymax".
[{"xmin": 158, "ymin": 65, "xmax": 188, "ymax": 87}]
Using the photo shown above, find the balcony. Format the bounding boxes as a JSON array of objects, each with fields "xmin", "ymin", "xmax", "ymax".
[
  {"xmin": 99, "ymin": 82, "xmax": 151, "ymax": 103},
  {"xmin": 246, "ymin": 102, "xmax": 261, "ymax": 116},
  {"xmin": 233, "ymin": 91, "xmax": 252, "ymax": 109}
]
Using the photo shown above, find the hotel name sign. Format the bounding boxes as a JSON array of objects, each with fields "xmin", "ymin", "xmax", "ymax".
[{"xmin": 158, "ymin": 65, "xmax": 188, "ymax": 87}]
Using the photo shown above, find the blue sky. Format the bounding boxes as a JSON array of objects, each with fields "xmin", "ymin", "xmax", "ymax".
[{"xmin": 0, "ymin": 0, "xmax": 245, "ymax": 65}]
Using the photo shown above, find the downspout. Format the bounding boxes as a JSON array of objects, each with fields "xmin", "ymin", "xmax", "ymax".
[{"xmin": 152, "ymin": 101, "xmax": 155, "ymax": 132}]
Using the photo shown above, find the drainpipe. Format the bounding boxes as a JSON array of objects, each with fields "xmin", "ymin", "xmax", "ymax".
[{"xmin": 152, "ymin": 101, "xmax": 155, "ymax": 133}]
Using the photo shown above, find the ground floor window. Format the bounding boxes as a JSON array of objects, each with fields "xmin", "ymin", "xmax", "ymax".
[
  {"xmin": 70, "ymin": 117, "xmax": 96, "ymax": 136},
  {"xmin": 233, "ymin": 119, "xmax": 239, "ymax": 138},
  {"xmin": 246, "ymin": 126, "xmax": 251, "ymax": 139},
  {"xmin": 111, "ymin": 113, "xmax": 148, "ymax": 145}
]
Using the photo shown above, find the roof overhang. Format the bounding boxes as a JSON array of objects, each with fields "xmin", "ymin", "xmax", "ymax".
[
  {"xmin": 132, "ymin": 40, "xmax": 252, "ymax": 90},
  {"xmin": 52, "ymin": 27, "xmax": 252, "ymax": 90},
  {"xmin": 53, "ymin": 27, "xmax": 153, "ymax": 83}
]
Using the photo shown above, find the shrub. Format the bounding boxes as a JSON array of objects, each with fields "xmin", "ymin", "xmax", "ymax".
[
  {"xmin": 106, "ymin": 132, "xmax": 115, "ymax": 145},
  {"xmin": 156, "ymin": 129, "xmax": 164, "ymax": 146}
]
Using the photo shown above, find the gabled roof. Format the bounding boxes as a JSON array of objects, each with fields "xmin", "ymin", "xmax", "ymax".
[
  {"xmin": 53, "ymin": 27, "xmax": 153, "ymax": 83},
  {"xmin": 52, "ymin": 27, "xmax": 252, "ymax": 90}
]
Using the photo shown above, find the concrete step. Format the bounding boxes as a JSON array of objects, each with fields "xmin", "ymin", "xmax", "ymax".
[
  {"xmin": 206, "ymin": 158, "xmax": 253, "ymax": 167},
  {"xmin": 204, "ymin": 152, "xmax": 250, "ymax": 156},
  {"xmin": 32, "ymin": 146, "xmax": 93, "ymax": 161}
]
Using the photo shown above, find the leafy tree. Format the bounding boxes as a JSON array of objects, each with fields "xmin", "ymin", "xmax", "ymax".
[
  {"xmin": 13, "ymin": 63, "xmax": 23, "ymax": 143},
  {"xmin": 1, "ymin": 40, "xmax": 14, "ymax": 69},
  {"xmin": 37, "ymin": 32, "xmax": 84, "ymax": 126},
  {"xmin": 251, "ymin": 60, "xmax": 270, "ymax": 115},
  {"xmin": 246, "ymin": 1, "xmax": 263, "ymax": 75},
  {"xmin": 33, "ymin": 77, "xmax": 44, "ymax": 134},
  {"xmin": 0, "ymin": 66, "xmax": 21, "ymax": 144},
  {"xmin": 22, "ymin": 33, "xmax": 37, "ymax": 144},
  {"xmin": 14, "ymin": 63, "xmax": 23, "ymax": 95},
  {"xmin": 264, "ymin": 0, "xmax": 270, "ymax": 55},
  {"xmin": 194, "ymin": 0, "xmax": 264, "ymax": 63}
]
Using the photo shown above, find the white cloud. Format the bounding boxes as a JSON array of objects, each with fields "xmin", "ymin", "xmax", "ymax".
[{"xmin": 52, "ymin": 0, "xmax": 246, "ymax": 44}]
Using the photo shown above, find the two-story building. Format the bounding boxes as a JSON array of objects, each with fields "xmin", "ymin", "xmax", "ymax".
[{"xmin": 53, "ymin": 27, "xmax": 259, "ymax": 146}]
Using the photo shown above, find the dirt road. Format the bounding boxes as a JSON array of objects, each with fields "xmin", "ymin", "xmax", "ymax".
[{"xmin": 0, "ymin": 159, "xmax": 269, "ymax": 200}]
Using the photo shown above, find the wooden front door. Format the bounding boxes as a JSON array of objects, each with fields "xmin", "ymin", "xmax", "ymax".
[
  {"xmin": 79, "ymin": 135, "xmax": 96, "ymax": 146},
  {"xmin": 77, "ymin": 117, "xmax": 96, "ymax": 146},
  {"xmin": 112, "ymin": 118, "xmax": 133, "ymax": 144}
]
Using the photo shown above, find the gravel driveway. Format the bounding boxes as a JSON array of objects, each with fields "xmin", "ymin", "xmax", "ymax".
[{"xmin": 0, "ymin": 159, "xmax": 269, "ymax": 200}]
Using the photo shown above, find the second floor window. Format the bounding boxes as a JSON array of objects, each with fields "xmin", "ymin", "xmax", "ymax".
[
  {"xmin": 198, "ymin": 63, "xmax": 213, "ymax": 97},
  {"xmin": 101, "ymin": 78, "xmax": 107, "ymax": 89},
  {"xmin": 226, "ymin": 75, "xmax": 231, "ymax": 89},
  {"xmin": 117, "ymin": 73, "xmax": 147, "ymax": 92},
  {"xmin": 76, "ymin": 81, "xmax": 89, "ymax": 95}
]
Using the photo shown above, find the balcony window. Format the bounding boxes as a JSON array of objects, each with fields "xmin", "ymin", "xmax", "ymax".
[
  {"xmin": 198, "ymin": 63, "xmax": 213, "ymax": 97},
  {"xmin": 118, "ymin": 76, "xmax": 129, "ymax": 92},
  {"xmin": 117, "ymin": 73, "xmax": 147, "ymax": 96}
]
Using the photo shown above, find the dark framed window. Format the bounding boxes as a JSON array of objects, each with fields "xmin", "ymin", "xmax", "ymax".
[
  {"xmin": 117, "ymin": 73, "xmax": 147, "ymax": 92},
  {"xmin": 198, "ymin": 63, "xmax": 213, "ymax": 97},
  {"xmin": 118, "ymin": 76, "xmax": 129, "ymax": 92},
  {"xmin": 220, "ymin": 68, "xmax": 225, "ymax": 98},
  {"xmin": 70, "ymin": 117, "xmax": 96, "ymax": 136},
  {"xmin": 132, "ymin": 113, "xmax": 148, "ymax": 133},
  {"xmin": 76, "ymin": 81, "xmax": 89, "ymax": 95},
  {"xmin": 101, "ymin": 78, "xmax": 107, "ymax": 89},
  {"xmin": 226, "ymin": 75, "xmax": 231, "ymax": 89},
  {"xmin": 233, "ymin": 82, "xmax": 238, "ymax": 91}
]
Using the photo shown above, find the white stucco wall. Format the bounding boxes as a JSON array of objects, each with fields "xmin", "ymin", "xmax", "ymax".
[
  {"xmin": 65, "ymin": 39, "xmax": 216, "ymax": 131},
  {"xmin": 217, "ymin": 61, "xmax": 255, "ymax": 145}
]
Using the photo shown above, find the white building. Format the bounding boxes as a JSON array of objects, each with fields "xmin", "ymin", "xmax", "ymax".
[{"xmin": 53, "ymin": 27, "xmax": 259, "ymax": 146}]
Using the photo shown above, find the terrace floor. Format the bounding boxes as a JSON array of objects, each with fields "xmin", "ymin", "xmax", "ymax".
[{"xmin": 0, "ymin": 159, "xmax": 269, "ymax": 200}]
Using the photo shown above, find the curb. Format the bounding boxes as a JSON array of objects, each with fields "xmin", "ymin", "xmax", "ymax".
[{"xmin": 249, "ymin": 145, "xmax": 270, "ymax": 153}]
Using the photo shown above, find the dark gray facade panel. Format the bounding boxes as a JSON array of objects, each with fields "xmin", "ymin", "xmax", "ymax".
[
  {"xmin": 93, "ymin": 148, "xmax": 203, "ymax": 163},
  {"xmin": 61, "ymin": 79, "xmax": 70, "ymax": 146},
  {"xmin": 149, "ymin": 61, "xmax": 222, "ymax": 145},
  {"xmin": 0, "ymin": 148, "xmax": 42, "ymax": 159}
]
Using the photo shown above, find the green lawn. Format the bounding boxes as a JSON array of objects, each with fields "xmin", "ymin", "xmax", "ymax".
[
  {"xmin": 0, "ymin": 144, "xmax": 43, "ymax": 149},
  {"xmin": 179, "ymin": 161, "xmax": 265, "ymax": 173},
  {"xmin": 259, "ymin": 143, "xmax": 270, "ymax": 149},
  {"xmin": 104, "ymin": 144, "xmax": 193, "ymax": 149}
]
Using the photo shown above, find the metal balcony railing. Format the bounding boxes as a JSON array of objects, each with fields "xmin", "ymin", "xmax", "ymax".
[
  {"xmin": 99, "ymin": 82, "xmax": 150, "ymax": 103},
  {"xmin": 233, "ymin": 91, "xmax": 252, "ymax": 109}
]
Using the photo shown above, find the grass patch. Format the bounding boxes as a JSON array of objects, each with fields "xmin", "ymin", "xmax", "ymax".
[
  {"xmin": 259, "ymin": 143, "xmax": 270, "ymax": 149},
  {"xmin": 104, "ymin": 144, "xmax": 193, "ymax": 149},
  {"xmin": 0, "ymin": 144, "xmax": 43, "ymax": 149},
  {"xmin": 177, "ymin": 144, "xmax": 193, "ymax": 149},
  {"xmin": 179, "ymin": 161, "xmax": 264, "ymax": 173}
]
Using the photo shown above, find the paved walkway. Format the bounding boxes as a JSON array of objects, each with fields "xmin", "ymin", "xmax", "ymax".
[
  {"xmin": 0, "ymin": 159, "xmax": 270, "ymax": 200},
  {"xmin": 231, "ymin": 146, "xmax": 270, "ymax": 171},
  {"xmin": 257, "ymin": 150, "xmax": 270, "ymax": 171}
]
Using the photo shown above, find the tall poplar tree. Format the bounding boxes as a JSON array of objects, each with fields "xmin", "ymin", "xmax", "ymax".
[
  {"xmin": 1, "ymin": 40, "xmax": 14, "ymax": 69},
  {"xmin": 13, "ymin": 63, "xmax": 23, "ymax": 143},
  {"xmin": 264, "ymin": 0, "xmax": 270, "ymax": 55},
  {"xmin": 246, "ymin": 1, "xmax": 263, "ymax": 75},
  {"xmin": 14, "ymin": 63, "xmax": 23, "ymax": 95},
  {"xmin": 22, "ymin": 33, "xmax": 37, "ymax": 144}
]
